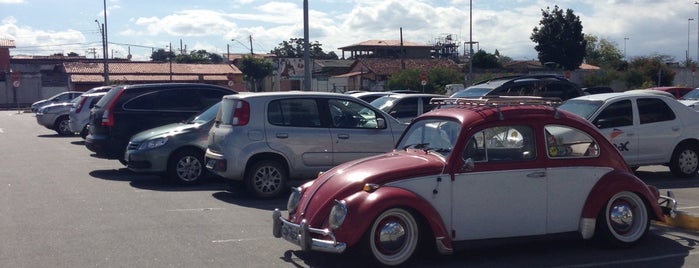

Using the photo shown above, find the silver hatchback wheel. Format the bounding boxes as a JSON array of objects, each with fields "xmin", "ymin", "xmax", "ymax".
[{"xmin": 245, "ymin": 160, "xmax": 287, "ymax": 198}]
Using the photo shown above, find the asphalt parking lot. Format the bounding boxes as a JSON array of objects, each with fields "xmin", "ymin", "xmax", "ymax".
[{"xmin": 2, "ymin": 110, "xmax": 699, "ymax": 267}]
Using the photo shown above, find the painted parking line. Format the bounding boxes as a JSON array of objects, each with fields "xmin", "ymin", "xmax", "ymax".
[
  {"xmin": 165, "ymin": 208, "xmax": 225, "ymax": 212},
  {"xmin": 212, "ymin": 237, "xmax": 275, "ymax": 243}
]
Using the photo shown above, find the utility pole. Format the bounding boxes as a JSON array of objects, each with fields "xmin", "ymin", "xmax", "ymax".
[
  {"xmin": 303, "ymin": 0, "xmax": 311, "ymax": 91},
  {"xmin": 249, "ymin": 35, "xmax": 254, "ymax": 54},
  {"xmin": 102, "ymin": 0, "xmax": 109, "ymax": 85}
]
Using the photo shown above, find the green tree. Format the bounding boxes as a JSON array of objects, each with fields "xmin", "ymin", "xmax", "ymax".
[
  {"xmin": 270, "ymin": 38, "xmax": 338, "ymax": 59},
  {"xmin": 150, "ymin": 48, "xmax": 175, "ymax": 62},
  {"xmin": 239, "ymin": 55, "xmax": 273, "ymax": 92},
  {"xmin": 472, "ymin": 50, "xmax": 501, "ymax": 69},
  {"xmin": 175, "ymin": 50, "xmax": 222, "ymax": 64},
  {"xmin": 624, "ymin": 55, "xmax": 676, "ymax": 88},
  {"xmin": 584, "ymin": 34, "xmax": 624, "ymax": 70},
  {"xmin": 530, "ymin": 5, "xmax": 587, "ymax": 70}
]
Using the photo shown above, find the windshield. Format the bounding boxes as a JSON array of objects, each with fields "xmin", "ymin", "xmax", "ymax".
[
  {"xmin": 188, "ymin": 102, "xmax": 220, "ymax": 124},
  {"xmin": 558, "ymin": 100, "xmax": 604, "ymax": 120},
  {"xmin": 450, "ymin": 87, "xmax": 492, "ymax": 98},
  {"xmin": 681, "ymin": 89, "xmax": 699, "ymax": 100},
  {"xmin": 370, "ymin": 96, "xmax": 398, "ymax": 112},
  {"xmin": 397, "ymin": 118, "xmax": 461, "ymax": 157}
]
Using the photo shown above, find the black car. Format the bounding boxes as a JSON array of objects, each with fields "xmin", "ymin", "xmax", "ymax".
[
  {"xmin": 451, "ymin": 74, "xmax": 584, "ymax": 101},
  {"xmin": 85, "ymin": 83, "xmax": 236, "ymax": 162}
]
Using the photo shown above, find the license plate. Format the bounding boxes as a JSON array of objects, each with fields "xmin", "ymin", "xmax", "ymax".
[{"xmin": 281, "ymin": 223, "xmax": 300, "ymax": 244}]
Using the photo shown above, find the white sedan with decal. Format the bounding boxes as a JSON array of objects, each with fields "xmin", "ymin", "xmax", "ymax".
[{"xmin": 559, "ymin": 90, "xmax": 699, "ymax": 177}]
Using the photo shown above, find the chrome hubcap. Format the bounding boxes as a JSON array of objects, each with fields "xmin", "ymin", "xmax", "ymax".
[
  {"xmin": 609, "ymin": 202, "xmax": 634, "ymax": 234},
  {"xmin": 377, "ymin": 220, "xmax": 407, "ymax": 253}
]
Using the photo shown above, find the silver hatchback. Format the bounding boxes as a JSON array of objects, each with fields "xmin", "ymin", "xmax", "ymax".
[{"xmin": 204, "ymin": 91, "xmax": 407, "ymax": 198}]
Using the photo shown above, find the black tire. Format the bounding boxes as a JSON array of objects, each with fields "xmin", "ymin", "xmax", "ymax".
[
  {"xmin": 669, "ymin": 144, "xmax": 699, "ymax": 178},
  {"xmin": 364, "ymin": 208, "xmax": 420, "ymax": 266},
  {"xmin": 54, "ymin": 116, "xmax": 73, "ymax": 136},
  {"xmin": 594, "ymin": 191, "xmax": 649, "ymax": 247},
  {"xmin": 167, "ymin": 149, "xmax": 206, "ymax": 185},
  {"xmin": 245, "ymin": 160, "xmax": 287, "ymax": 198},
  {"xmin": 80, "ymin": 125, "xmax": 89, "ymax": 139}
]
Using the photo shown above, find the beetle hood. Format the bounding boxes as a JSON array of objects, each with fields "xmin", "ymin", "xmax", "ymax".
[{"xmin": 298, "ymin": 150, "xmax": 446, "ymax": 218}]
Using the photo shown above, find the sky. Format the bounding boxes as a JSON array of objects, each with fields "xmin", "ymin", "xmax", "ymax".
[{"xmin": 0, "ymin": 0, "xmax": 697, "ymax": 63}]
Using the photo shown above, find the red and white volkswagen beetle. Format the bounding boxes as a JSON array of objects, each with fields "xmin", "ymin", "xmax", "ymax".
[{"xmin": 273, "ymin": 97, "xmax": 676, "ymax": 266}]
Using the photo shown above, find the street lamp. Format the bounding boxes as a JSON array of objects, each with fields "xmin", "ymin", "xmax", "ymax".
[
  {"xmin": 689, "ymin": 18, "xmax": 695, "ymax": 66},
  {"xmin": 623, "ymin": 37, "xmax": 629, "ymax": 60}
]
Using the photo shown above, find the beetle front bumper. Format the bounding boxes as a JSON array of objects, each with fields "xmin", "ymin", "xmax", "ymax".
[
  {"xmin": 272, "ymin": 209, "xmax": 347, "ymax": 254},
  {"xmin": 660, "ymin": 191, "xmax": 678, "ymax": 218}
]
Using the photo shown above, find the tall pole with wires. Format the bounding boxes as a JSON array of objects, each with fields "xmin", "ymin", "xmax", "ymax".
[{"xmin": 102, "ymin": 0, "xmax": 109, "ymax": 85}]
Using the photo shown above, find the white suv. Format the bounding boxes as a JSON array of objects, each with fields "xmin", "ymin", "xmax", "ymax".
[{"xmin": 204, "ymin": 91, "xmax": 407, "ymax": 198}]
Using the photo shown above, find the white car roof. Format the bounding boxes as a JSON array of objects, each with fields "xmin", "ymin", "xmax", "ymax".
[{"xmin": 570, "ymin": 90, "xmax": 675, "ymax": 102}]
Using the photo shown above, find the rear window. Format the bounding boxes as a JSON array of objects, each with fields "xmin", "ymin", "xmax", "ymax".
[
  {"xmin": 94, "ymin": 86, "xmax": 124, "ymax": 109},
  {"xmin": 267, "ymin": 99, "xmax": 321, "ymax": 127}
]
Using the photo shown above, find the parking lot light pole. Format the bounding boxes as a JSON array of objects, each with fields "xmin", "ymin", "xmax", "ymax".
[{"xmin": 689, "ymin": 18, "xmax": 695, "ymax": 67}]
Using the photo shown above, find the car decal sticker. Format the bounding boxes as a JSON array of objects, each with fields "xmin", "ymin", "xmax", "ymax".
[{"xmin": 610, "ymin": 129, "xmax": 624, "ymax": 140}]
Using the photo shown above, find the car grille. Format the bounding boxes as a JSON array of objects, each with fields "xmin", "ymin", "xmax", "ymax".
[{"xmin": 127, "ymin": 141, "xmax": 141, "ymax": 151}]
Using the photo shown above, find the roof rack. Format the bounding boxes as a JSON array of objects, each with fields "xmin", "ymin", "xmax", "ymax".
[
  {"xmin": 430, "ymin": 96, "xmax": 561, "ymax": 107},
  {"xmin": 430, "ymin": 96, "xmax": 562, "ymax": 120}
]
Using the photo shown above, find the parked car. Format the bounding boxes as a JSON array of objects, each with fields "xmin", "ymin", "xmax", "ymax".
[
  {"xmin": 272, "ymin": 97, "xmax": 676, "ymax": 266},
  {"xmin": 31, "ymin": 91, "xmax": 82, "ymax": 113},
  {"xmin": 86, "ymin": 83, "xmax": 236, "ymax": 163},
  {"xmin": 370, "ymin": 93, "xmax": 445, "ymax": 123},
  {"xmin": 35, "ymin": 97, "xmax": 81, "ymax": 136},
  {"xmin": 69, "ymin": 92, "xmax": 107, "ymax": 139},
  {"xmin": 204, "ymin": 91, "xmax": 407, "ymax": 198},
  {"xmin": 559, "ymin": 90, "xmax": 699, "ymax": 177},
  {"xmin": 450, "ymin": 74, "xmax": 584, "ymax": 101},
  {"xmin": 678, "ymin": 88, "xmax": 699, "ymax": 111},
  {"xmin": 125, "ymin": 102, "xmax": 220, "ymax": 184},
  {"xmin": 348, "ymin": 91, "xmax": 394, "ymax": 103},
  {"xmin": 646, "ymin": 86, "xmax": 693, "ymax": 99},
  {"xmin": 582, "ymin": 86, "xmax": 614, "ymax": 95}
]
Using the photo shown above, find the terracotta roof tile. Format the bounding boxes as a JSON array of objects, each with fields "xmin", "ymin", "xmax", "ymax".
[{"xmin": 63, "ymin": 62, "xmax": 242, "ymax": 75}]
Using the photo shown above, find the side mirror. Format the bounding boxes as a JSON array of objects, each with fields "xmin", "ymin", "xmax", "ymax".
[{"xmin": 376, "ymin": 117, "xmax": 386, "ymax": 129}]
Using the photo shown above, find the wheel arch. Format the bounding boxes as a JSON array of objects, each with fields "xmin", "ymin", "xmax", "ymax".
[
  {"xmin": 671, "ymin": 138, "xmax": 699, "ymax": 158},
  {"xmin": 580, "ymin": 170, "xmax": 664, "ymax": 222},
  {"xmin": 245, "ymin": 152, "xmax": 289, "ymax": 177},
  {"xmin": 168, "ymin": 145, "xmax": 205, "ymax": 164},
  {"xmin": 340, "ymin": 187, "xmax": 452, "ymax": 253}
]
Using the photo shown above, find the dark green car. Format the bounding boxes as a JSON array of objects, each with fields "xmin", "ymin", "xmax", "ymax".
[{"xmin": 124, "ymin": 102, "xmax": 220, "ymax": 184}]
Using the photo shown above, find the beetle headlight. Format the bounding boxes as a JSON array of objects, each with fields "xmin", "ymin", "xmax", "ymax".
[
  {"xmin": 287, "ymin": 187, "xmax": 302, "ymax": 215},
  {"xmin": 328, "ymin": 200, "xmax": 347, "ymax": 229},
  {"xmin": 138, "ymin": 137, "xmax": 168, "ymax": 150}
]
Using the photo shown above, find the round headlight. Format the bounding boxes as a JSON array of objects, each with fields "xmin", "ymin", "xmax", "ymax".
[
  {"xmin": 138, "ymin": 137, "xmax": 168, "ymax": 150},
  {"xmin": 287, "ymin": 187, "xmax": 302, "ymax": 215},
  {"xmin": 328, "ymin": 200, "xmax": 347, "ymax": 229}
]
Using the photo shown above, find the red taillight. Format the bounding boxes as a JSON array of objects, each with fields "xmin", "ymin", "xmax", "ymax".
[
  {"xmin": 75, "ymin": 96, "xmax": 88, "ymax": 113},
  {"xmin": 231, "ymin": 100, "xmax": 250, "ymax": 126},
  {"xmin": 101, "ymin": 89, "xmax": 124, "ymax": 127}
]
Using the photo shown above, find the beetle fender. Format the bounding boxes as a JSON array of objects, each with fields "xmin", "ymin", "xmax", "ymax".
[
  {"xmin": 580, "ymin": 170, "xmax": 663, "ymax": 221},
  {"xmin": 338, "ymin": 186, "xmax": 452, "ymax": 251}
]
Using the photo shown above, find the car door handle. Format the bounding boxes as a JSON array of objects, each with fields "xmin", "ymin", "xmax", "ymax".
[
  {"xmin": 672, "ymin": 126, "xmax": 681, "ymax": 131},
  {"xmin": 526, "ymin": 171, "xmax": 546, "ymax": 178},
  {"xmin": 337, "ymin": 134, "xmax": 350, "ymax": 139},
  {"xmin": 276, "ymin": 133, "xmax": 289, "ymax": 139}
]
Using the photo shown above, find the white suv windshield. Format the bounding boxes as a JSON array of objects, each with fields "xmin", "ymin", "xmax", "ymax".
[{"xmin": 397, "ymin": 119, "xmax": 461, "ymax": 157}]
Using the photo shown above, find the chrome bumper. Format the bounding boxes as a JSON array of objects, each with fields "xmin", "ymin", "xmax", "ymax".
[
  {"xmin": 272, "ymin": 209, "xmax": 347, "ymax": 254},
  {"xmin": 659, "ymin": 191, "xmax": 678, "ymax": 218}
]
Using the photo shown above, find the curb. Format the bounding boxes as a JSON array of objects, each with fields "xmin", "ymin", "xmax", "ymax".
[{"xmin": 656, "ymin": 211, "xmax": 699, "ymax": 232}]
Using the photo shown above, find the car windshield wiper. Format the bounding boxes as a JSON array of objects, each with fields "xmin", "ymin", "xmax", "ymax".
[{"xmin": 403, "ymin": 143, "xmax": 430, "ymax": 150}]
